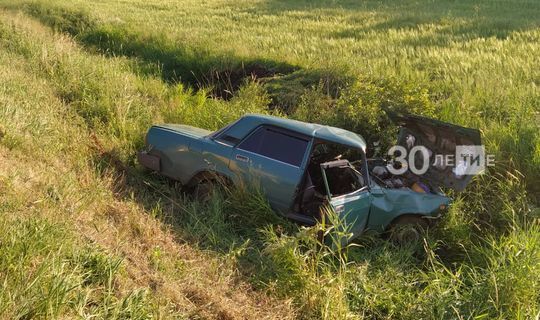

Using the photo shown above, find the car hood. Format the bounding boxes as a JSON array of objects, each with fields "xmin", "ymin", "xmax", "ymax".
[
  {"xmin": 387, "ymin": 111, "xmax": 482, "ymax": 192},
  {"xmin": 154, "ymin": 124, "xmax": 211, "ymax": 138}
]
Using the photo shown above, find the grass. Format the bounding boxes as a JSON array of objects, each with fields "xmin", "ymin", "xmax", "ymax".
[
  {"xmin": 0, "ymin": 12, "xmax": 291, "ymax": 319},
  {"xmin": 0, "ymin": 0, "xmax": 538, "ymax": 319}
]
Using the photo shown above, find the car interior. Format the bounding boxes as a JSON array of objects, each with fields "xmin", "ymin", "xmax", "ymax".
[{"xmin": 294, "ymin": 140, "xmax": 366, "ymax": 218}]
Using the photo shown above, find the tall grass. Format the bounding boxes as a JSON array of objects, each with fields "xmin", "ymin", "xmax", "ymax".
[
  {"xmin": 0, "ymin": 30, "xmax": 167, "ymax": 317},
  {"xmin": 0, "ymin": 0, "xmax": 538, "ymax": 319},
  {"xmin": 6, "ymin": 0, "xmax": 538, "ymax": 195},
  {"xmin": 0, "ymin": 215, "xmax": 159, "ymax": 318},
  {"xmin": 0, "ymin": 12, "xmax": 290, "ymax": 319}
]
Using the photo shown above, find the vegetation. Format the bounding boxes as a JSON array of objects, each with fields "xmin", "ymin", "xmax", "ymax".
[{"xmin": 0, "ymin": 0, "xmax": 538, "ymax": 319}]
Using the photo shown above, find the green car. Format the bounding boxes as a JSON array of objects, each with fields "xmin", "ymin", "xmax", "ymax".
[{"xmin": 138, "ymin": 113, "xmax": 481, "ymax": 242}]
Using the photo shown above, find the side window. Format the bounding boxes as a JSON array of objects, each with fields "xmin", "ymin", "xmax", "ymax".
[
  {"xmin": 238, "ymin": 127, "xmax": 309, "ymax": 166},
  {"xmin": 219, "ymin": 134, "xmax": 241, "ymax": 144},
  {"xmin": 324, "ymin": 167, "xmax": 365, "ymax": 197},
  {"xmin": 214, "ymin": 123, "xmax": 241, "ymax": 145}
]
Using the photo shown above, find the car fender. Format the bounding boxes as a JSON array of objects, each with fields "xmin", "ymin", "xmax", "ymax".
[
  {"xmin": 145, "ymin": 126, "xmax": 196, "ymax": 182},
  {"xmin": 367, "ymin": 188, "xmax": 450, "ymax": 232},
  {"xmin": 184, "ymin": 138, "xmax": 237, "ymax": 186}
]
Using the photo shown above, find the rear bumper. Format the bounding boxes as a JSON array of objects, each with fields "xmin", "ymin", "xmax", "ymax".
[{"xmin": 138, "ymin": 151, "xmax": 160, "ymax": 171}]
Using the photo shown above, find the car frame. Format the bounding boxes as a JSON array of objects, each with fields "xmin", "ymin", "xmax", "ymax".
[{"xmin": 139, "ymin": 113, "xmax": 480, "ymax": 242}]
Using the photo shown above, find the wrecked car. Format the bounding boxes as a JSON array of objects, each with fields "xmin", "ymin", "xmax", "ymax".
[{"xmin": 138, "ymin": 113, "xmax": 481, "ymax": 242}]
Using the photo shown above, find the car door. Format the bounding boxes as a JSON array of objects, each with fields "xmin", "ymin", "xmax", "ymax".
[
  {"xmin": 321, "ymin": 161, "xmax": 372, "ymax": 238},
  {"xmin": 229, "ymin": 126, "xmax": 310, "ymax": 213},
  {"xmin": 329, "ymin": 191, "xmax": 371, "ymax": 237}
]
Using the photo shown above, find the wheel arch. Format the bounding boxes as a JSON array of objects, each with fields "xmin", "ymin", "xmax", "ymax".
[
  {"xmin": 385, "ymin": 213, "xmax": 430, "ymax": 232},
  {"xmin": 186, "ymin": 170, "xmax": 233, "ymax": 188}
]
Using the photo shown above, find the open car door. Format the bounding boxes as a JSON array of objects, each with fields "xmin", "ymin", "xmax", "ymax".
[{"xmin": 321, "ymin": 160, "xmax": 371, "ymax": 239}]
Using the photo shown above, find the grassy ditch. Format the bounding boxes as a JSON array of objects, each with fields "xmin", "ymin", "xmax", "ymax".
[{"xmin": 0, "ymin": 1, "xmax": 538, "ymax": 319}]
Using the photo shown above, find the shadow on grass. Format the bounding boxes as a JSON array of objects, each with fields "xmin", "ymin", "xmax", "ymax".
[
  {"xmin": 81, "ymin": 27, "xmax": 298, "ymax": 100},
  {"xmin": 21, "ymin": 2, "xmax": 301, "ymax": 101},
  {"xmin": 261, "ymin": 0, "xmax": 539, "ymax": 41},
  {"xmin": 90, "ymin": 146, "xmax": 303, "ymax": 286},
  {"xmin": 20, "ymin": 2, "xmax": 353, "ymax": 109}
]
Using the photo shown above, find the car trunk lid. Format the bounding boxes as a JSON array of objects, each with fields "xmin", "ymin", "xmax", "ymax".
[{"xmin": 154, "ymin": 124, "xmax": 211, "ymax": 138}]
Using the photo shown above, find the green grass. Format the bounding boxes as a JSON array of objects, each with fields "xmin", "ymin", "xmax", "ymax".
[
  {"xmin": 0, "ymin": 0, "xmax": 538, "ymax": 319},
  {"xmin": 6, "ymin": 0, "xmax": 538, "ymax": 190},
  {"xmin": 0, "ymin": 28, "xmax": 169, "ymax": 317}
]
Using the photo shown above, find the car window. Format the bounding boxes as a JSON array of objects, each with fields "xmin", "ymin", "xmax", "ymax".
[
  {"xmin": 219, "ymin": 134, "xmax": 241, "ymax": 144},
  {"xmin": 211, "ymin": 121, "xmax": 234, "ymax": 138},
  {"xmin": 238, "ymin": 127, "xmax": 309, "ymax": 166},
  {"xmin": 213, "ymin": 120, "xmax": 242, "ymax": 145},
  {"xmin": 325, "ymin": 166, "xmax": 365, "ymax": 197}
]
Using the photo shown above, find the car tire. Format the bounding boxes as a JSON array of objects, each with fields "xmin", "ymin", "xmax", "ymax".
[
  {"xmin": 193, "ymin": 180, "xmax": 215, "ymax": 202},
  {"xmin": 388, "ymin": 215, "xmax": 428, "ymax": 245}
]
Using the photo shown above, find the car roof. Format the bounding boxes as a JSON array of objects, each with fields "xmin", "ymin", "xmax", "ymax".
[{"xmin": 240, "ymin": 114, "xmax": 367, "ymax": 151}]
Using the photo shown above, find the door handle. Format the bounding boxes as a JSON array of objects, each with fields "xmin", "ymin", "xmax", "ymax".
[{"xmin": 235, "ymin": 154, "xmax": 249, "ymax": 162}]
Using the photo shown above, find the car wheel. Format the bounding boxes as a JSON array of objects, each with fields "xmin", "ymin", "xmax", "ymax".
[
  {"xmin": 193, "ymin": 180, "xmax": 215, "ymax": 202},
  {"xmin": 388, "ymin": 215, "xmax": 428, "ymax": 245}
]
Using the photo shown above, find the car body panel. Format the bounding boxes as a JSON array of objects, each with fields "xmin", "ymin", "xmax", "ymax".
[
  {"xmin": 190, "ymin": 138, "xmax": 236, "ymax": 183},
  {"xmin": 321, "ymin": 159, "xmax": 450, "ymax": 237},
  {"xmin": 156, "ymin": 124, "xmax": 212, "ymax": 138},
  {"xmin": 230, "ymin": 147, "xmax": 306, "ymax": 213},
  {"xmin": 228, "ymin": 125, "xmax": 313, "ymax": 212},
  {"xmin": 145, "ymin": 125, "xmax": 195, "ymax": 182},
  {"xmin": 320, "ymin": 159, "xmax": 372, "ymax": 238},
  {"xmin": 330, "ymin": 190, "xmax": 372, "ymax": 237},
  {"xmin": 146, "ymin": 125, "xmax": 233, "ymax": 184},
  {"xmin": 367, "ymin": 185, "xmax": 450, "ymax": 232}
]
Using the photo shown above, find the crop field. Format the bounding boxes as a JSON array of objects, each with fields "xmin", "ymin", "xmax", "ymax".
[{"xmin": 0, "ymin": 0, "xmax": 538, "ymax": 319}]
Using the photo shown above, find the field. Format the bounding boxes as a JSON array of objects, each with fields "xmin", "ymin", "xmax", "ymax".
[{"xmin": 0, "ymin": 0, "xmax": 538, "ymax": 319}]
